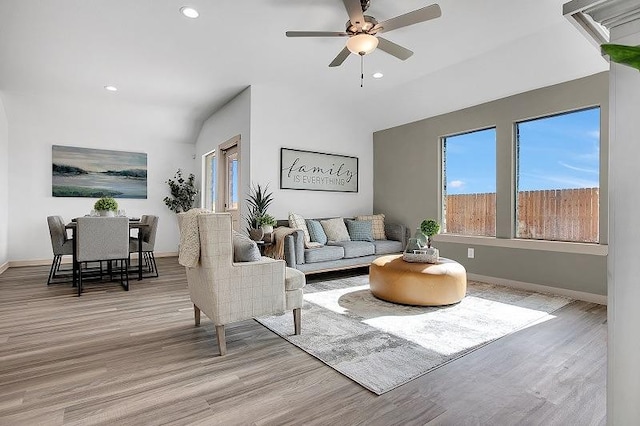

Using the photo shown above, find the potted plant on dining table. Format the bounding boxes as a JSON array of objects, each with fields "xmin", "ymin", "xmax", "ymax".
[{"xmin": 94, "ymin": 196, "xmax": 118, "ymax": 217}]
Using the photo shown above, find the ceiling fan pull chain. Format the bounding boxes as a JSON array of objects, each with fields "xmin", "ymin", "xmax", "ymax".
[{"xmin": 360, "ymin": 53, "xmax": 364, "ymax": 88}]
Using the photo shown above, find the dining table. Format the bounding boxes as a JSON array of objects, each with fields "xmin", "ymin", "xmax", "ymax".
[{"xmin": 65, "ymin": 218, "xmax": 149, "ymax": 287}]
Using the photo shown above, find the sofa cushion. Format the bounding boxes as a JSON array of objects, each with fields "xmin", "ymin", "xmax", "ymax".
[
  {"xmin": 232, "ymin": 231, "xmax": 261, "ymax": 262},
  {"xmin": 373, "ymin": 239, "xmax": 404, "ymax": 255},
  {"xmin": 304, "ymin": 245, "xmax": 344, "ymax": 263},
  {"xmin": 355, "ymin": 214, "xmax": 387, "ymax": 240},
  {"xmin": 320, "ymin": 218, "xmax": 351, "ymax": 242},
  {"xmin": 306, "ymin": 219, "xmax": 328, "ymax": 245},
  {"xmin": 346, "ymin": 219, "xmax": 374, "ymax": 242},
  {"xmin": 327, "ymin": 241, "xmax": 375, "ymax": 259}
]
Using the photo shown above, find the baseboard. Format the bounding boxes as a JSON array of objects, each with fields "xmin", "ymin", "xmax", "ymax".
[
  {"xmin": 8, "ymin": 252, "xmax": 178, "ymax": 269},
  {"xmin": 154, "ymin": 252, "xmax": 178, "ymax": 258},
  {"xmin": 467, "ymin": 273, "xmax": 607, "ymax": 306},
  {"xmin": 0, "ymin": 261, "xmax": 8, "ymax": 275}
]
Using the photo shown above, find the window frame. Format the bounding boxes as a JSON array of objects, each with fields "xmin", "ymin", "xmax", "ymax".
[
  {"xmin": 441, "ymin": 126, "xmax": 498, "ymax": 237},
  {"xmin": 513, "ymin": 106, "xmax": 601, "ymax": 244}
]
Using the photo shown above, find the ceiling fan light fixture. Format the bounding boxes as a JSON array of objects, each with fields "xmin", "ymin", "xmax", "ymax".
[
  {"xmin": 346, "ymin": 33, "xmax": 378, "ymax": 55},
  {"xmin": 372, "ymin": 72, "xmax": 384, "ymax": 79}
]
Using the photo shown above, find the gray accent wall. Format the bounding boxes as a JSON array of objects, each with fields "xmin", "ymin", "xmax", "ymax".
[
  {"xmin": 373, "ymin": 72, "xmax": 609, "ymax": 296},
  {"xmin": 0, "ymin": 93, "xmax": 8, "ymax": 269}
]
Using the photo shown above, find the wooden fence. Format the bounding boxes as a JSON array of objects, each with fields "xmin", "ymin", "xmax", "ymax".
[{"xmin": 445, "ymin": 187, "xmax": 599, "ymax": 243}]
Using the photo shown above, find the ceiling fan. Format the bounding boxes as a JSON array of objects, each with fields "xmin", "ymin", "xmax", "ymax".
[{"xmin": 285, "ymin": 0, "xmax": 442, "ymax": 68}]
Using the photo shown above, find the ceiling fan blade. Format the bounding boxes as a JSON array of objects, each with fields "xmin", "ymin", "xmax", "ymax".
[
  {"xmin": 377, "ymin": 4, "xmax": 441, "ymax": 33},
  {"xmin": 376, "ymin": 37, "xmax": 413, "ymax": 60},
  {"xmin": 329, "ymin": 47, "xmax": 351, "ymax": 67},
  {"xmin": 286, "ymin": 31, "xmax": 349, "ymax": 37},
  {"xmin": 342, "ymin": 0, "xmax": 366, "ymax": 30}
]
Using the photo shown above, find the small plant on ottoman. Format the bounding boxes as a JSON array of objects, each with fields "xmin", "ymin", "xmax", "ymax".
[{"xmin": 419, "ymin": 219, "xmax": 441, "ymax": 263}]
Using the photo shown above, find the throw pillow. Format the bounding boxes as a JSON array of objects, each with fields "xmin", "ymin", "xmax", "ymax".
[
  {"xmin": 346, "ymin": 219, "xmax": 374, "ymax": 242},
  {"xmin": 289, "ymin": 212, "xmax": 322, "ymax": 249},
  {"xmin": 320, "ymin": 218, "xmax": 351, "ymax": 243},
  {"xmin": 306, "ymin": 219, "xmax": 328, "ymax": 245},
  {"xmin": 355, "ymin": 214, "xmax": 387, "ymax": 240},
  {"xmin": 232, "ymin": 231, "xmax": 261, "ymax": 262}
]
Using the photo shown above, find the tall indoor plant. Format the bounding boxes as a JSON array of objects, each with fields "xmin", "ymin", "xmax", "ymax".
[
  {"xmin": 163, "ymin": 169, "xmax": 198, "ymax": 213},
  {"xmin": 245, "ymin": 183, "xmax": 274, "ymax": 240}
]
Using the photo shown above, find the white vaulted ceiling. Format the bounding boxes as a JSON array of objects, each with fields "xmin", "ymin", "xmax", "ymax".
[{"xmin": 0, "ymin": 0, "xmax": 609, "ymax": 138}]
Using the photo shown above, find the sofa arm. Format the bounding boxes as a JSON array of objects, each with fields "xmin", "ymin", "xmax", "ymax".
[
  {"xmin": 385, "ymin": 222, "xmax": 408, "ymax": 248},
  {"xmin": 283, "ymin": 229, "xmax": 305, "ymax": 266},
  {"xmin": 283, "ymin": 234, "xmax": 296, "ymax": 267}
]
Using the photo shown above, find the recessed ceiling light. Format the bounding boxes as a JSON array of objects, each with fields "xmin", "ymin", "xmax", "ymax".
[
  {"xmin": 180, "ymin": 6, "xmax": 199, "ymax": 18},
  {"xmin": 104, "ymin": 85, "xmax": 118, "ymax": 92},
  {"xmin": 372, "ymin": 72, "xmax": 384, "ymax": 79}
]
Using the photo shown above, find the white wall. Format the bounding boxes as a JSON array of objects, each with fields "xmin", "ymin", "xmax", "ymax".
[
  {"xmin": 194, "ymin": 87, "xmax": 251, "ymax": 220},
  {"xmin": 249, "ymin": 84, "xmax": 373, "ymax": 220},
  {"xmin": 608, "ymin": 19, "xmax": 640, "ymax": 424},
  {"xmin": 0, "ymin": 93, "xmax": 9, "ymax": 269},
  {"xmin": 3, "ymin": 92, "xmax": 195, "ymax": 262},
  {"xmin": 194, "ymin": 84, "xmax": 374, "ymax": 223}
]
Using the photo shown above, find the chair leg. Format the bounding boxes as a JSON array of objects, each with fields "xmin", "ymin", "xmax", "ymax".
[
  {"xmin": 123, "ymin": 258, "xmax": 129, "ymax": 291},
  {"xmin": 149, "ymin": 252, "xmax": 159, "ymax": 277},
  {"xmin": 293, "ymin": 308, "xmax": 302, "ymax": 335},
  {"xmin": 47, "ymin": 255, "xmax": 60, "ymax": 285},
  {"xmin": 193, "ymin": 304, "xmax": 201, "ymax": 326},
  {"xmin": 215, "ymin": 325, "xmax": 227, "ymax": 356},
  {"xmin": 77, "ymin": 263, "xmax": 83, "ymax": 296}
]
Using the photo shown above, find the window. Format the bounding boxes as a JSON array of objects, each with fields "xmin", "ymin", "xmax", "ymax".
[
  {"xmin": 516, "ymin": 107, "xmax": 600, "ymax": 243},
  {"xmin": 204, "ymin": 151, "xmax": 216, "ymax": 211},
  {"xmin": 442, "ymin": 128, "xmax": 496, "ymax": 236},
  {"xmin": 226, "ymin": 149, "xmax": 239, "ymax": 211}
]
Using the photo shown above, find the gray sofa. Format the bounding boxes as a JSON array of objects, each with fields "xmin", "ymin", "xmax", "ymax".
[{"xmin": 277, "ymin": 218, "xmax": 408, "ymax": 274}]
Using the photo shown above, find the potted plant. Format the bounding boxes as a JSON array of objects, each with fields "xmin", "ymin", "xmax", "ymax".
[
  {"xmin": 245, "ymin": 183, "xmax": 274, "ymax": 240},
  {"xmin": 257, "ymin": 214, "xmax": 277, "ymax": 234},
  {"xmin": 94, "ymin": 196, "xmax": 118, "ymax": 217},
  {"xmin": 163, "ymin": 169, "xmax": 198, "ymax": 213},
  {"xmin": 419, "ymin": 219, "xmax": 441, "ymax": 263}
]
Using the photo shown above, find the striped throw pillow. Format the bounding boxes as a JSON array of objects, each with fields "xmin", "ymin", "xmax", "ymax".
[{"xmin": 289, "ymin": 212, "xmax": 322, "ymax": 248}]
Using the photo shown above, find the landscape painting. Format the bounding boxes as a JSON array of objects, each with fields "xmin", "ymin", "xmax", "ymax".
[{"xmin": 52, "ymin": 145, "xmax": 147, "ymax": 198}]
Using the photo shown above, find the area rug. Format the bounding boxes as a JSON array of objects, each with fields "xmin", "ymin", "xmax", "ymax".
[{"xmin": 255, "ymin": 274, "xmax": 572, "ymax": 395}]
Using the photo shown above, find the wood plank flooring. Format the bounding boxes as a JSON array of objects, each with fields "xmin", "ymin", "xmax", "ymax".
[{"xmin": 0, "ymin": 258, "xmax": 606, "ymax": 425}]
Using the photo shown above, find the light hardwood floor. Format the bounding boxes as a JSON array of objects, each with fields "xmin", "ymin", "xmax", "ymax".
[{"xmin": 0, "ymin": 258, "xmax": 606, "ymax": 425}]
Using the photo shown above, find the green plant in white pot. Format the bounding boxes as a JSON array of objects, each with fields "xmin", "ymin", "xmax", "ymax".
[
  {"xmin": 419, "ymin": 219, "xmax": 441, "ymax": 263},
  {"xmin": 94, "ymin": 196, "xmax": 118, "ymax": 217},
  {"xmin": 257, "ymin": 214, "xmax": 277, "ymax": 234}
]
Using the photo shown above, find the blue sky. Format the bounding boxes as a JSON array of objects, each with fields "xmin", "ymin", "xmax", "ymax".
[{"xmin": 445, "ymin": 107, "xmax": 600, "ymax": 194}]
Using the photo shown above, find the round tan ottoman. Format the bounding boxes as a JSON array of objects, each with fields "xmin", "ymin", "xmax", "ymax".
[{"xmin": 369, "ymin": 254, "xmax": 467, "ymax": 306}]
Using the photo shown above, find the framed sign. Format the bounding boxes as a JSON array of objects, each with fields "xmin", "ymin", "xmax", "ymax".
[{"xmin": 280, "ymin": 148, "xmax": 358, "ymax": 192}]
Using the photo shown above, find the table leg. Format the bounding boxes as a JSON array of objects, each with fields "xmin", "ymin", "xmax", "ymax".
[
  {"xmin": 138, "ymin": 239, "xmax": 143, "ymax": 281},
  {"xmin": 72, "ymin": 227, "xmax": 78, "ymax": 289}
]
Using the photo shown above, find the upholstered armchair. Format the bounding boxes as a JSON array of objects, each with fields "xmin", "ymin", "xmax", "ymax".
[{"xmin": 178, "ymin": 212, "xmax": 305, "ymax": 356}]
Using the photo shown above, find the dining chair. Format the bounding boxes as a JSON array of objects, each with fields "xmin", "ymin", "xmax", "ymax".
[
  {"xmin": 129, "ymin": 215, "xmax": 159, "ymax": 277},
  {"xmin": 46, "ymin": 215, "xmax": 73, "ymax": 285},
  {"xmin": 76, "ymin": 217, "xmax": 130, "ymax": 296}
]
